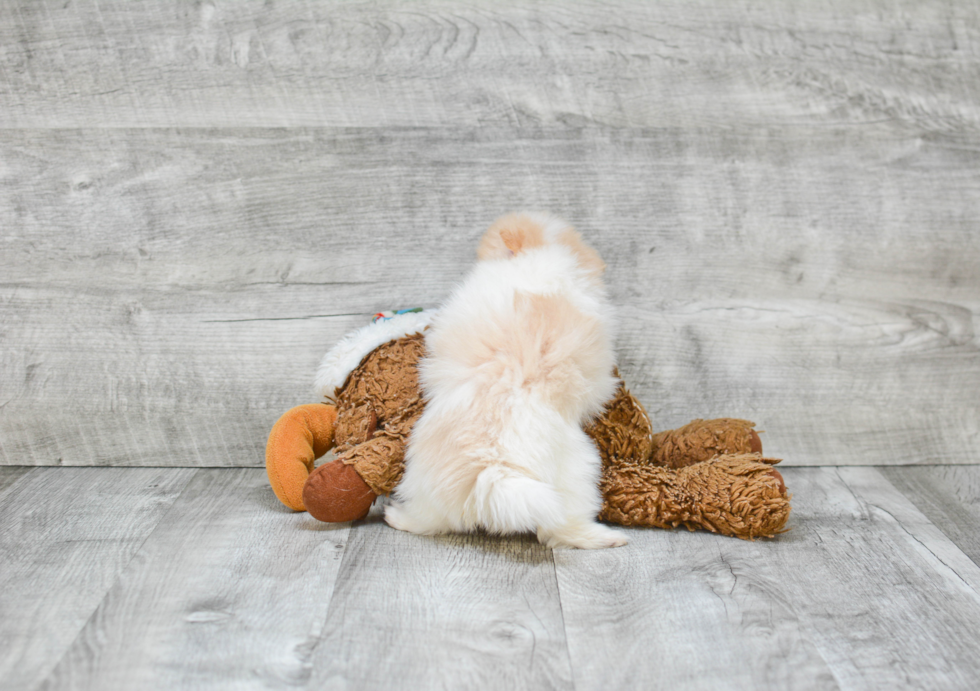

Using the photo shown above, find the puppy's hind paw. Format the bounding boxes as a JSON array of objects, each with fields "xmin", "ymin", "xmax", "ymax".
[
  {"xmin": 383, "ymin": 502, "xmax": 413, "ymax": 533},
  {"xmin": 539, "ymin": 523, "xmax": 629, "ymax": 550},
  {"xmin": 596, "ymin": 527, "xmax": 630, "ymax": 549},
  {"xmin": 384, "ymin": 502, "xmax": 448, "ymax": 536}
]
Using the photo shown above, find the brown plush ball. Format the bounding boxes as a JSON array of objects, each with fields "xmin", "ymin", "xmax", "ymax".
[{"xmin": 303, "ymin": 460, "xmax": 377, "ymax": 522}]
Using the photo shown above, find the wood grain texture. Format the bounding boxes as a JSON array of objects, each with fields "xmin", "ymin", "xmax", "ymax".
[
  {"xmin": 881, "ymin": 465, "xmax": 980, "ymax": 568},
  {"xmin": 555, "ymin": 467, "xmax": 980, "ymax": 691},
  {"xmin": 36, "ymin": 469, "xmax": 351, "ymax": 691},
  {"xmin": 310, "ymin": 506, "xmax": 573, "ymax": 690},
  {"xmin": 1, "ymin": 126, "xmax": 977, "ymax": 466},
  {"xmin": 2, "ymin": 0, "xmax": 979, "ymax": 130},
  {"xmin": 4, "ymin": 1, "xmax": 980, "ymax": 687},
  {"xmin": 623, "ymin": 298, "xmax": 980, "ymax": 466},
  {"xmin": 837, "ymin": 466, "xmax": 980, "ymax": 595},
  {"xmin": 0, "ymin": 466, "xmax": 30, "ymax": 494},
  {"xmin": 4, "ymin": 467, "xmax": 980, "ymax": 689},
  {"xmin": 0, "ymin": 467, "xmax": 195, "ymax": 691}
]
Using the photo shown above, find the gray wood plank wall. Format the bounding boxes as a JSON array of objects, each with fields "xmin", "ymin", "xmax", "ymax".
[{"xmin": 2, "ymin": 1, "xmax": 978, "ymax": 467}]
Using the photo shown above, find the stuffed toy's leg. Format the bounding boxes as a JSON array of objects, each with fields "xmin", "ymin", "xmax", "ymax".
[
  {"xmin": 584, "ymin": 384, "xmax": 766, "ymax": 469},
  {"xmin": 266, "ymin": 404, "xmax": 338, "ymax": 511},
  {"xmin": 650, "ymin": 418, "xmax": 765, "ymax": 468},
  {"xmin": 600, "ymin": 454, "xmax": 791, "ymax": 539},
  {"xmin": 266, "ymin": 402, "xmax": 393, "ymax": 522},
  {"xmin": 301, "ymin": 401, "xmax": 419, "ymax": 523},
  {"xmin": 302, "ymin": 431, "xmax": 408, "ymax": 523}
]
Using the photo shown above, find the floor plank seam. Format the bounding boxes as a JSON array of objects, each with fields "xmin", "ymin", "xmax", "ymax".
[{"xmin": 549, "ymin": 550, "xmax": 578, "ymax": 691}]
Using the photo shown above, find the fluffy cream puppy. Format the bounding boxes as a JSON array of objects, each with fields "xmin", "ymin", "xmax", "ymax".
[{"xmin": 385, "ymin": 213, "xmax": 628, "ymax": 549}]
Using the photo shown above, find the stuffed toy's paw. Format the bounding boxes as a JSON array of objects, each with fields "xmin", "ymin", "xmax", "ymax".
[{"xmin": 303, "ymin": 460, "xmax": 377, "ymax": 522}]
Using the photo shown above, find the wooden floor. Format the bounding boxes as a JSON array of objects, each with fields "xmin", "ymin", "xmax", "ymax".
[
  {"xmin": 1, "ymin": 464, "xmax": 979, "ymax": 690},
  {"xmin": 3, "ymin": 0, "xmax": 980, "ymax": 688}
]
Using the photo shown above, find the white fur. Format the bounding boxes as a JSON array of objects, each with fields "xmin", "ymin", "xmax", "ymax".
[
  {"xmin": 385, "ymin": 214, "xmax": 627, "ymax": 549},
  {"xmin": 314, "ymin": 310, "xmax": 436, "ymax": 398}
]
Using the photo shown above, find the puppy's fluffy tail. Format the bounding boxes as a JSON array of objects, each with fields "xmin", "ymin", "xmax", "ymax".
[{"xmin": 467, "ymin": 465, "xmax": 564, "ymax": 535}]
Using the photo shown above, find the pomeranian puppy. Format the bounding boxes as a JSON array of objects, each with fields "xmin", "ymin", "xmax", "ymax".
[{"xmin": 384, "ymin": 213, "xmax": 627, "ymax": 549}]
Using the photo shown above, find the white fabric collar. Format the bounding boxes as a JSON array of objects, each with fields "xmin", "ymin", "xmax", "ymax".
[{"xmin": 314, "ymin": 310, "xmax": 436, "ymax": 398}]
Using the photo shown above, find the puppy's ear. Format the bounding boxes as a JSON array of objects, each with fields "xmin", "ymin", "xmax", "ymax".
[
  {"xmin": 478, "ymin": 214, "xmax": 546, "ymax": 260},
  {"xmin": 558, "ymin": 228, "xmax": 606, "ymax": 276},
  {"xmin": 499, "ymin": 228, "xmax": 525, "ymax": 255}
]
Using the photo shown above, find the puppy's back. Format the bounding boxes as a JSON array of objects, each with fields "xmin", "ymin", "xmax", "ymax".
[{"xmin": 423, "ymin": 243, "xmax": 614, "ymax": 423}]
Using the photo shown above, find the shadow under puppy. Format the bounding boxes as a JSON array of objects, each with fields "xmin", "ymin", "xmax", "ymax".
[{"xmin": 384, "ymin": 213, "xmax": 629, "ymax": 549}]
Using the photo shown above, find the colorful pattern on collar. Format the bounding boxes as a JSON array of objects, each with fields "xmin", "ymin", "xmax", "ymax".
[{"xmin": 372, "ymin": 307, "xmax": 424, "ymax": 324}]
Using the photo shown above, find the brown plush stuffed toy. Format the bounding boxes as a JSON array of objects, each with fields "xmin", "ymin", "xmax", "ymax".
[{"xmin": 266, "ymin": 313, "xmax": 791, "ymax": 540}]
